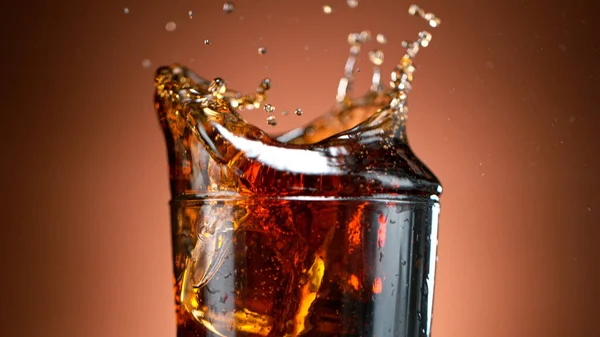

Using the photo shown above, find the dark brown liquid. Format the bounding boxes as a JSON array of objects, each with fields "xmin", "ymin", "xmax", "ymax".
[
  {"xmin": 156, "ymin": 64, "xmax": 441, "ymax": 336},
  {"xmin": 156, "ymin": 6, "xmax": 442, "ymax": 335},
  {"xmin": 172, "ymin": 197, "xmax": 439, "ymax": 337}
]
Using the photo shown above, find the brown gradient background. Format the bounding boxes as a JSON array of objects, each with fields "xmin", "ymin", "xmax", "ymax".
[{"xmin": 1, "ymin": 0, "xmax": 599, "ymax": 336}]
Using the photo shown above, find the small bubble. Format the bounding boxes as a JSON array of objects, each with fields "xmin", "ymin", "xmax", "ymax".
[
  {"xmin": 264, "ymin": 104, "xmax": 275, "ymax": 113},
  {"xmin": 123, "ymin": 7, "xmax": 130, "ymax": 14},
  {"xmin": 368, "ymin": 49, "xmax": 385, "ymax": 66},
  {"xmin": 141, "ymin": 59, "xmax": 151, "ymax": 68},
  {"xmin": 347, "ymin": 0, "xmax": 359, "ymax": 8},
  {"xmin": 281, "ymin": 110, "xmax": 289, "ymax": 116},
  {"xmin": 188, "ymin": 11, "xmax": 194, "ymax": 19},
  {"xmin": 165, "ymin": 21, "xmax": 177, "ymax": 32},
  {"xmin": 223, "ymin": 2, "xmax": 235, "ymax": 14},
  {"xmin": 372, "ymin": 277, "xmax": 383, "ymax": 294},
  {"xmin": 258, "ymin": 47, "xmax": 267, "ymax": 55},
  {"xmin": 267, "ymin": 115, "xmax": 277, "ymax": 126},
  {"xmin": 294, "ymin": 108, "xmax": 303, "ymax": 116},
  {"xmin": 204, "ymin": 39, "xmax": 211, "ymax": 45},
  {"xmin": 588, "ymin": 206, "xmax": 592, "ymax": 212},
  {"xmin": 323, "ymin": 5, "xmax": 333, "ymax": 14},
  {"xmin": 376, "ymin": 33, "xmax": 387, "ymax": 44}
]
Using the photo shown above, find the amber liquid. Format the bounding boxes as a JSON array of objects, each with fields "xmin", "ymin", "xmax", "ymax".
[
  {"xmin": 172, "ymin": 196, "xmax": 439, "ymax": 337},
  {"xmin": 156, "ymin": 60, "xmax": 442, "ymax": 336},
  {"xmin": 156, "ymin": 6, "xmax": 443, "ymax": 333}
]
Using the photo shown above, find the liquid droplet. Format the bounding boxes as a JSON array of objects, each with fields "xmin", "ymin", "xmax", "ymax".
[
  {"xmin": 294, "ymin": 108, "xmax": 303, "ymax": 116},
  {"xmin": 323, "ymin": 5, "xmax": 333, "ymax": 14},
  {"xmin": 266, "ymin": 115, "xmax": 277, "ymax": 126},
  {"xmin": 141, "ymin": 59, "xmax": 151, "ymax": 68},
  {"xmin": 208, "ymin": 78, "xmax": 227, "ymax": 96},
  {"xmin": 347, "ymin": 33, "xmax": 361, "ymax": 45},
  {"xmin": 223, "ymin": 2, "xmax": 235, "ymax": 14},
  {"xmin": 409, "ymin": 4, "xmax": 441, "ymax": 28},
  {"xmin": 259, "ymin": 78, "xmax": 271, "ymax": 91},
  {"xmin": 258, "ymin": 47, "xmax": 267, "ymax": 55},
  {"xmin": 264, "ymin": 104, "xmax": 275, "ymax": 113},
  {"xmin": 418, "ymin": 31, "xmax": 433, "ymax": 47},
  {"xmin": 281, "ymin": 110, "xmax": 289, "ymax": 116},
  {"xmin": 188, "ymin": 10, "xmax": 194, "ymax": 19},
  {"xmin": 346, "ymin": 0, "xmax": 359, "ymax": 8},
  {"xmin": 408, "ymin": 4, "xmax": 420, "ymax": 15},
  {"xmin": 165, "ymin": 21, "xmax": 177, "ymax": 32},
  {"xmin": 359, "ymin": 30, "xmax": 372, "ymax": 42},
  {"xmin": 368, "ymin": 49, "xmax": 385, "ymax": 66},
  {"xmin": 123, "ymin": 7, "xmax": 130, "ymax": 14},
  {"xmin": 376, "ymin": 33, "xmax": 387, "ymax": 44}
]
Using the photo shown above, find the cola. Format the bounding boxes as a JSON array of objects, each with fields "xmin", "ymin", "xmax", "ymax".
[{"xmin": 156, "ymin": 5, "xmax": 443, "ymax": 336}]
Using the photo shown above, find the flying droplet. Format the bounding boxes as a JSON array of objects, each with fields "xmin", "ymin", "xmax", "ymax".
[
  {"xmin": 368, "ymin": 49, "xmax": 385, "ymax": 66},
  {"xmin": 418, "ymin": 31, "xmax": 432, "ymax": 47},
  {"xmin": 223, "ymin": 2, "xmax": 235, "ymax": 14},
  {"xmin": 267, "ymin": 115, "xmax": 277, "ymax": 126},
  {"xmin": 376, "ymin": 33, "xmax": 387, "ymax": 44},
  {"xmin": 264, "ymin": 104, "xmax": 275, "ymax": 113},
  {"xmin": 123, "ymin": 7, "xmax": 130, "ymax": 14},
  {"xmin": 188, "ymin": 11, "xmax": 194, "ymax": 19},
  {"xmin": 259, "ymin": 78, "xmax": 271, "ymax": 91},
  {"xmin": 359, "ymin": 30, "xmax": 371, "ymax": 42},
  {"xmin": 346, "ymin": 0, "xmax": 359, "ymax": 8},
  {"xmin": 204, "ymin": 39, "xmax": 211, "ymax": 45},
  {"xmin": 347, "ymin": 33, "xmax": 361, "ymax": 45},
  {"xmin": 258, "ymin": 47, "xmax": 267, "ymax": 55},
  {"xmin": 409, "ymin": 5, "xmax": 441, "ymax": 28},
  {"xmin": 408, "ymin": 4, "xmax": 420, "ymax": 16},
  {"xmin": 141, "ymin": 59, "xmax": 151, "ymax": 68},
  {"xmin": 281, "ymin": 110, "xmax": 288, "ymax": 116},
  {"xmin": 428, "ymin": 17, "xmax": 441, "ymax": 27},
  {"xmin": 294, "ymin": 108, "xmax": 303, "ymax": 116},
  {"xmin": 208, "ymin": 78, "xmax": 227, "ymax": 96},
  {"xmin": 165, "ymin": 21, "xmax": 177, "ymax": 32},
  {"xmin": 424, "ymin": 13, "xmax": 441, "ymax": 28},
  {"xmin": 323, "ymin": 5, "xmax": 333, "ymax": 14}
]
